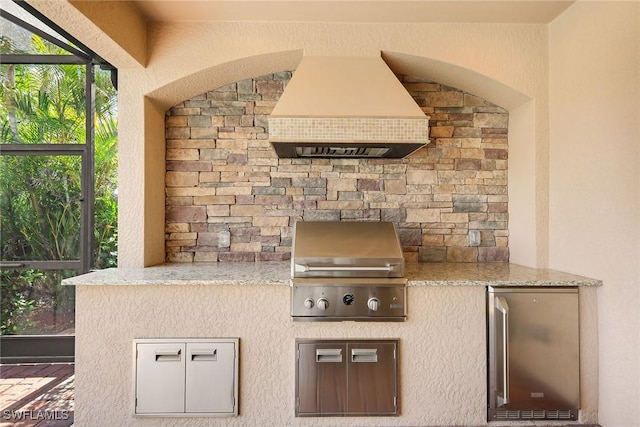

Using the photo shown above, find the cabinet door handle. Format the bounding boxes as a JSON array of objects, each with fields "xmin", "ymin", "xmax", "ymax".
[
  {"xmin": 191, "ymin": 349, "xmax": 217, "ymax": 361},
  {"xmin": 495, "ymin": 296, "xmax": 510, "ymax": 406},
  {"xmin": 351, "ymin": 348, "xmax": 378, "ymax": 363},
  {"xmin": 316, "ymin": 348, "xmax": 342, "ymax": 362},
  {"xmin": 154, "ymin": 348, "xmax": 182, "ymax": 362}
]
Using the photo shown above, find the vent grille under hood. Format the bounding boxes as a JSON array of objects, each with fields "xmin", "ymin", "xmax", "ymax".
[{"xmin": 268, "ymin": 56, "xmax": 430, "ymax": 159}]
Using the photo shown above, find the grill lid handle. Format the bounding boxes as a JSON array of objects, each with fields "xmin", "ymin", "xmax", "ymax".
[{"xmin": 295, "ymin": 264, "xmax": 395, "ymax": 273}]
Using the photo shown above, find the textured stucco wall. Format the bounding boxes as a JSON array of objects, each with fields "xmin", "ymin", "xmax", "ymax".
[
  {"xmin": 74, "ymin": 284, "xmax": 598, "ymax": 426},
  {"xmin": 26, "ymin": 0, "xmax": 147, "ymax": 67},
  {"xmin": 548, "ymin": 2, "xmax": 640, "ymax": 425}
]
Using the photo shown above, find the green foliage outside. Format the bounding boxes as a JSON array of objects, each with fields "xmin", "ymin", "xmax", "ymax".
[{"xmin": 0, "ymin": 33, "xmax": 118, "ymax": 334}]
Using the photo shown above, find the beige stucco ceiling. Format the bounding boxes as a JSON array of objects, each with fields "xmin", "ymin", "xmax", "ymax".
[{"xmin": 130, "ymin": 0, "xmax": 575, "ymax": 24}]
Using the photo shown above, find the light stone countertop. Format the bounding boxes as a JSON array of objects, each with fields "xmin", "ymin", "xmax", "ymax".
[
  {"xmin": 63, "ymin": 262, "xmax": 602, "ymax": 287},
  {"xmin": 404, "ymin": 262, "xmax": 602, "ymax": 286}
]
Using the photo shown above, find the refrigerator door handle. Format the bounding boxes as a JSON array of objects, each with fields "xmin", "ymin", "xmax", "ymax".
[{"xmin": 495, "ymin": 296, "xmax": 509, "ymax": 406}]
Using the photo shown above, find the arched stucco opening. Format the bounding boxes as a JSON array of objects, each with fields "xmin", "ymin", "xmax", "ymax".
[
  {"xmin": 148, "ymin": 49, "xmax": 532, "ymax": 112},
  {"xmin": 147, "ymin": 50, "xmax": 304, "ymax": 111},
  {"xmin": 138, "ymin": 50, "xmax": 541, "ymax": 268},
  {"xmin": 381, "ymin": 51, "xmax": 531, "ymax": 110}
]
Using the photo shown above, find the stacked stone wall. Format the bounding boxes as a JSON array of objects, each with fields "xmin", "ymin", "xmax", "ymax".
[{"xmin": 165, "ymin": 73, "xmax": 509, "ymax": 262}]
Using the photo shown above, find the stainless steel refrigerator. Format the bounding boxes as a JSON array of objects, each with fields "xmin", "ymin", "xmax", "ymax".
[{"xmin": 487, "ymin": 286, "xmax": 580, "ymax": 421}]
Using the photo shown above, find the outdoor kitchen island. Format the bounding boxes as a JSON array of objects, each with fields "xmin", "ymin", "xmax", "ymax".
[{"xmin": 64, "ymin": 262, "xmax": 601, "ymax": 426}]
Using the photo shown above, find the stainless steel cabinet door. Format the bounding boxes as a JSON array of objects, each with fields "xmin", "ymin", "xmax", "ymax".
[
  {"xmin": 297, "ymin": 342, "xmax": 347, "ymax": 415},
  {"xmin": 185, "ymin": 342, "xmax": 236, "ymax": 413},
  {"xmin": 134, "ymin": 338, "xmax": 239, "ymax": 417},
  {"xmin": 296, "ymin": 339, "xmax": 398, "ymax": 417},
  {"xmin": 135, "ymin": 343, "xmax": 186, "ymax": 414},
  {"xmin": 347, "ymin": 342, "xmax": 397, "ymax": 414}
]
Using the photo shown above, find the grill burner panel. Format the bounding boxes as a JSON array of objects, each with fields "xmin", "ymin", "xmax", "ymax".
[
  {"xmin": 290, "ymin": 221, "xmax": 407, "ymax": 322},
  {"xmin": 291, "ymin": 279, "xmax": 406, "ymax": 322}
]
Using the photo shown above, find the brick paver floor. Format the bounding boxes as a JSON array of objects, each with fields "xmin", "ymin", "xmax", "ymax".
[{"xmin": 0, "ymin": 363, "xmax": 73, "ymax": 426}]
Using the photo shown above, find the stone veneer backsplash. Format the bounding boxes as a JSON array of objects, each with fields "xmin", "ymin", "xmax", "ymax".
[{"xmin": 165, "ymin": 72, "xmax": 509, "ymax": 263}]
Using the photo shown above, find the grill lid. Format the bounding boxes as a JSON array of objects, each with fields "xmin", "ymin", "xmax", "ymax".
[{"xmin": 291, "ymin": 221, "xmax": 405, "ymax": 278}]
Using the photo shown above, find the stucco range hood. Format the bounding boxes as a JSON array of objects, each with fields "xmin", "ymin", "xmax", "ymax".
[{"xmin": 268, "ymin": 56, "xmax": 430, "ymax": 158}]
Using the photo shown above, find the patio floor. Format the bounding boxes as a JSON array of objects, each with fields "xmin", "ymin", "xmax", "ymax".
[
  {"xmin": 0, "ymin": 363, "xmax": 73, "ymax": 427},
  {"xmin": 0, "ymin": 363, "xmax": 604, "ymax": 426}
]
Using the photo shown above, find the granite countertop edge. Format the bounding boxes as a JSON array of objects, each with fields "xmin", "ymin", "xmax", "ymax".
[{"xmin": 62, "ymin": 262, "xmax": 603, "ymax": 287}]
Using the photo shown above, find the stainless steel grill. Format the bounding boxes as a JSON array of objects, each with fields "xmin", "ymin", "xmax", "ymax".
[{"xmin": 290, "ymin": 221, "xmax": 407, "ymax": 322}]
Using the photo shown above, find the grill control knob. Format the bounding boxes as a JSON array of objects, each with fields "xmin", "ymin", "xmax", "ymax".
[
  {"xmin": 317, "ymin": 298, "xmax": 329, "ymax": 310},
  {"xmin": 304, "ymin": 298, "xmax": 314, "ymax": 309},
  {"xmin": 367, "ymin": 297, "xmax": 380, "ymax": 312}
]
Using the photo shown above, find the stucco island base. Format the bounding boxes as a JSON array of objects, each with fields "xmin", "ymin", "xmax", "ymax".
[{"xmin": 67, "ymin": 263, "xmax": 599, "ymax": 426}]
